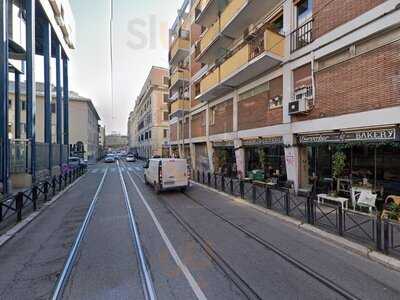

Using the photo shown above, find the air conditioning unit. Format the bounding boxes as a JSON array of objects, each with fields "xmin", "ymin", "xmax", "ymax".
[{"xmin": 288, "ymin": 86, "xmax": 314, "ymax": 115}]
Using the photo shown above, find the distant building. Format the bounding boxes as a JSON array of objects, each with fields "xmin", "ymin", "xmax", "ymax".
[
  {"xmin": 127, "ymin": 66, "xmax": 170, "ymax": 159},
  {"xmin": 69, "ymin": 92, "xmax": 101, "ymax": 162},
  {"xmin": 106, "ymin": 134, "xmax": 128, "ymax": 150}
]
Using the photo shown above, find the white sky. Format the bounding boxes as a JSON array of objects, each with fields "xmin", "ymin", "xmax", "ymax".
[{"xmin": 68, "ymin": 0, "xmax": 182, "ymax": 134}]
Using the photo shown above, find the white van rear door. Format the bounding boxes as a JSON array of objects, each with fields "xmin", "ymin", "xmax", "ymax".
[{"xmin": 162, "ymin": 160, "xmax": 187, "ymax": 186}]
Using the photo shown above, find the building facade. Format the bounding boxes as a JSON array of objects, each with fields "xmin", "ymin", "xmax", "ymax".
[
  {"xmin": 168, "ymin": 0, "xmax": 400, "ymax": 195},
  {"xmin": 105, "ymin": 134, "xmax": 128, "ymax": 151},
  {"xmin": 69, "ymin": 92, "xmax": 101, "ymax": 162},
  {"xmin": 127, "ymin": 67, "xmax": 170, "ymax": 159}
]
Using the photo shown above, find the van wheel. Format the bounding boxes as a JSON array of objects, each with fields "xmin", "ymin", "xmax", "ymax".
[
  {"xmin": 144, "ymin": 175, "xmax": 149, "ymax": 185},
  {"xmin": 155, "ymin": 183, "xmax": 162, "ymax": 194}
]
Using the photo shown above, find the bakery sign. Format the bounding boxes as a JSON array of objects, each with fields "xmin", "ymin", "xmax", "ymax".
[
  {"xmin": 243, "ymin": 136, "xmax": 284, "ymax": 146},
  {"xmin": 299, "ymin": 128, "xmax": 398, "ymax": 144}
]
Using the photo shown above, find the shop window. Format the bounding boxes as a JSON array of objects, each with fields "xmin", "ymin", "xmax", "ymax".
[{"xmin": 163, "ymin": 129, "xmax": 168, "ymax": 138}]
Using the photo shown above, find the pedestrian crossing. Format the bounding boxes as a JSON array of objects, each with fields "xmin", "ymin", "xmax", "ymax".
[{"xmin": 89, "ymin": 166, "xmax": 142, "ymax": 174}]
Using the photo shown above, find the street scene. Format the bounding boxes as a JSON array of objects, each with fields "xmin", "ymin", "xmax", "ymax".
[{"xmin": 1, "ymin": 0, "xmax": 400, "ymax": 299}]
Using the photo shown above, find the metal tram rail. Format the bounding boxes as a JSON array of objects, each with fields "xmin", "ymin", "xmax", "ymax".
[
  {"xmin": 124, "ymin": 161, "xmax": 361, "ymax": 300},
  {"xmin": 181, "ymin": 192, "xmax": 361, "ymax": 300},
  {"xmin": 52, "ymin": 168, "xmax": 109, "ymax": 300},
  {"xmin": 117, "ymin": 161, "xmax": 157, "ymax": 300}
]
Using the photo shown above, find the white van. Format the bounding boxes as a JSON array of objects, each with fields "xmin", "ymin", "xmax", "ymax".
[{"xmin": 143, "ymin": 158, "xmax": 189, "ymax": 193}]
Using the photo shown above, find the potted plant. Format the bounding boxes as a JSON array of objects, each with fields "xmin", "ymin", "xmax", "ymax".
[
  {"xmin": 386, "ymin": 202, "xmax": 400, "ymax": 221},
  {"xmin": 332, "ymin": 151, "xmax": 346, "ymax": 196}
]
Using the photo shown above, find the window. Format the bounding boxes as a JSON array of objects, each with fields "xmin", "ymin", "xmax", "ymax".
[
  {"xmin": 210, "ymin": 108, "xmax": 216, "ymax": 125},
  {"xmin": 239, "ymin": 83, "xmax": 269, "ymax": 101},
  {"xmin": 21, "ymin": 101, "xmax": 26, "ymax": 110},
  {"xmin": 145, "ymin": 132, "xmax": 148, "ymax": 140},
  {"xmin": 296, "ymin": 0, "xmax": 313, "ymax": 26},
  {"xmin": 8, "ymin": 99, "xmax": 12, "ymax": 107},
  {"xmin": 271, "ymin": 14, "xmax": 284, "ymax": 35},
  {"xmin": 163, "ymin": 76, "xmax": 169, "ymax": 85},
  {"xmin": 51, "ymin": 103, "xmax": 56, "ymax": 114},
  {"xmin": 163, "ymin": 129, "xmax": 168, "ymax": 138},
  {"xmin": 149, "ymin": 130, "xmax": 152, "ymax": 139},
  {"xmin": 163, "ymin": 111, "xmax": 169, "ymax": 121},
  {"xmin": 163, "ymin": 94, "xmax": 169, "ymax": 103}
]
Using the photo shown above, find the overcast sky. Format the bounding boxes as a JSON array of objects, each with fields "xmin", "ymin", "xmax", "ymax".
[{"xmin": 68, "ymin": 0, "xmax": 182, "ymax": 135}]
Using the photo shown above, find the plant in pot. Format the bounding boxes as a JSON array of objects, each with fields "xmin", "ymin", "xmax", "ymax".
[
  {"xmin": 331, "ymin": 151, "xmax": 346, "ymax": 196},
  {"xmin": 386, "ymin": 202, "xmax": 400, "ymax": 221}
]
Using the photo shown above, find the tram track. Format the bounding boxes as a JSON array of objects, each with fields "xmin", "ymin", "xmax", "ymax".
[
  {"xmin": 124, "ymin": 161, "xmax": 361, "ymax": 300},
  {"xmin": 51, "ymin": 168, "xmax": 109, "ymax": 300}
]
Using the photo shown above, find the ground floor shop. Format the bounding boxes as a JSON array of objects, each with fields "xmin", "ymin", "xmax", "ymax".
[
  {"xmin": 242, "ymin": 137, "xmax": 287, "ymax": 181},
  {"xmin": 298, "ymin": 127, "xmax": 400, "ymax": 197},
  {"xmin": 194, "ymin": 143, "xmax": 209, "ymax": 172},
  {"xmin": 213, "ymin": 141, "xmax": 236, "ymax": 177}
]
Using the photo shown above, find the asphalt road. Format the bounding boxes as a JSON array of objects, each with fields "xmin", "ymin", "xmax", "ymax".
[{"xmin": 0, "ymin": 160, "xmax": 399, "ymax": 299}]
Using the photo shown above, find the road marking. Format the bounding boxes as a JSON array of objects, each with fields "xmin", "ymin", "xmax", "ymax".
[
  {"xmin": 91, "ymin": 169, "xmax": 98, "ymax": 174},
  {"xmin": 117, "ymin": 161, "xmax": 157, "ymax": 300},
  {"xmin": 134, "ymin": 166, "xmax": 142, "ymax": 172},
  {"xmin": 123, "ymin": 164, "xmax": 207, "ymax": 300},
  {"xmin": 52, "ymin": 168, "xmax": 109, "ymax": 300}
]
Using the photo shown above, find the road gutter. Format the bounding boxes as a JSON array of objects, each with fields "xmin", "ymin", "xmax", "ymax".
[
  {"xmin": 0, "ymin": 174, "xmax": 87, "ymax": 248},
  {"xmin": 190, "ymin": 180, "xmax": 400, "ymax": 272}
]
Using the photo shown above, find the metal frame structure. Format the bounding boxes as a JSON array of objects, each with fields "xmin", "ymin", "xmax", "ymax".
[{"xmin": 1, "ymin": 0, "xmax": 72, "ymax": 194}]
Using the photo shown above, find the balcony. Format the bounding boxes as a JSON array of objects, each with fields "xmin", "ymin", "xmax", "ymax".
[
  {"xmin": 196, "ymin": 0, "xmax": 281, "ymax": 65},
  {"xmin": 197, "ymin": 29, "xmax": 284, "ymax": 102},
  {"xmin": 9, "ymin": 1, "xmax": 26, "ymax": 56},
  {"xmin": 169, "ymin": 37, "xmax": 190, "ymax": 65},
  {"xmin": 171, "ymin": 99, "xmax": 190, "ymax": 115},
  {"xmin": 195, "ymin": 0, "xmax": 220, "ymax": 27},
  {"xmin": 169, "ymin": 69, "xmax": 190, "ymax": 92}
]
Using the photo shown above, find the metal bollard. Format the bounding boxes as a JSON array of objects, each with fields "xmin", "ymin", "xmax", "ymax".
[
  {"xmin": 64, "ymin": 174, "xmax": 68, "ymax": 188},
  {"xmin": 230, "ymin": 178, "xmax": 234, "ymax": 195},
  {"xmin": 240, "ymin": 180, "xmax": 244, "ymax": 199},
  {"xmin": 43, "ymin": 181, "xmax": 49, "ymax": 202},
  {"xmin": 69, "ymin": 171, "xmax": 72, "ymax": 184},
  {"xmin": 202, "ymin": 171, "xmax": 205, "ymax": 184},
  {"xmin": 52, "ymin": 177, "xmax": 56, "ymax": 196},
  {"xmin": 221, "ymin": 175, "xmax": 225, "ymax": 192},
  {"xmin": 16, "ymin": 192, "xmax": 24, "ymax": 222},
  {"xmin": 338, "ymin": 205, "xmax": 343, "ymax": 236},
  {"xmin": 383, "ymin": 219, "xmax": 389, "ymax": 254},
  {"xmin": 214, "ymin": 174, "xmax": 217, "ymax": 189},
  {"xmin": 266, "ymin": 186, "xmax": 272, "ymax": 209},
  {"xmin": 32, "ymin": 185, "xmax": 38, "ymax": 211},
  {"xmin": 207, "ymin": 172, "xmax": 211, "ymax": 186},
  {"xmin": 59, "ymin": 174, "xmax": 63, "ymax": 191},
  {"xmin": 376, "ymin": 214, "xmax": 382, "ymax": 251},
  {"xmin": 252, "ymin": 184, "xmax": 257, "ymax": 204},
  {"xmin": 197, "ymin": 170, "xmax": 200, "ymax": 182},
  {"xmin": 285, "ymin": 189, "xmax": 290, "ymax": 216}
]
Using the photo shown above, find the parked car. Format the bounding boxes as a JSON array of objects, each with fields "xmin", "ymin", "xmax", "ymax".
[
  {"xmin": 143, "ymin": 158, "xmax": 189, "ymax": 193},
  {"xmin": 69, "ymin": 157, "xmax": 81, "ymax": 167},
  {"xmin": 104, "ymin": 154, "xmax": 116, "ymax": 163},
  {"xmin": 126, "ymin": 154, "xmax": 136, "ymax": 162}
]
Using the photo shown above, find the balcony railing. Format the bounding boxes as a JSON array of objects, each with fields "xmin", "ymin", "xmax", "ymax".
[
  {"xmin": 220, "ymin": 0, "xmax": 246, "ymax": 30},
  {"xmin": 170, "ymin": 69, "xmax": 190, "ymax": 88},
  {"xmin": 169, "ymin": 37, "xmax": 190, "ymax": 62},
  {"xmin": 290, "ymin": 19, "xmax": 313, "ymax": 53},
  {"xmin": 171, "ymin": 99, "xmax": 190, "ymax": 115},
  {"xmin": 200, "ymin": 67, "xmax": 220, "ymax": 94},
  {"xmin": 199, "ymin": 21, "xmax": 220, "ymax": 53}
]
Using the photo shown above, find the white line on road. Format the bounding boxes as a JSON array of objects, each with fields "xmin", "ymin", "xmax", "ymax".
[
  {"xmin": 52, "ymin": 168, "xmax": 109, "ymax": 300},
  {"xmin": 117, "ymin": 161, "xmax": 157, "ymax": 300},
  {"xmin": 123, "ymin": 163, "xmax": 207, "ymax": 300}
]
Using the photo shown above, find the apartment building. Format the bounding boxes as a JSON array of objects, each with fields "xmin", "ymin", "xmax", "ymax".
[
  {"xmin": 169, "ymin": 0, "xmax": 400, "ymax": 194},
  {"xmin": 69, "ymin": 92, "xmax": 101, "ymax": 162},
  {"xmin": 127, "ymin": 67, "xmax": 170, "ymax": 159}
]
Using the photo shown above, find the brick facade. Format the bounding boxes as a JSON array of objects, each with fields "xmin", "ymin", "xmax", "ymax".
[
  {"xmin": 191, "ymin": 110, "xmax": 206, "ymax": 137},
  {"xmin": 313, "ymin": 0, "xmax": 385, "ymax": 39},
  {"xmin": 238, "ymin": 76, "xmax": 283, "ymax": 131},
  {"xmin": 209, "ymin": 99, "xmax": 233, "ymax": 135},
  {"xmin": 293, "ymin": 41, "xmax": 400, "ymax": 122}
]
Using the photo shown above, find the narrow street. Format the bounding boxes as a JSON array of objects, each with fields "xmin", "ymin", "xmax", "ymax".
[{"xmin": 0, "ymin": 161, "xmax": 399, "ymax": 299}]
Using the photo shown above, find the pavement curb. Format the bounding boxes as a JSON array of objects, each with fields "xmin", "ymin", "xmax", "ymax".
[
  {"xmin": 0, "ymin": 174, "xmax": 87, "ymax": 248},
  {"xmin": 190, "ymin": 180, "xmax": 400, "ymax": 272}
]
